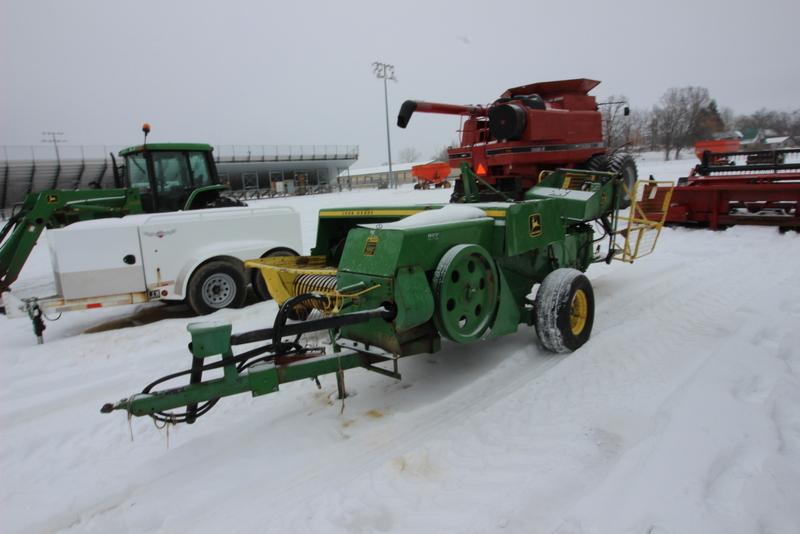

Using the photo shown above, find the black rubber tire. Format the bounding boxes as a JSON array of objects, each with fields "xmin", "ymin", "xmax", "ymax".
[
  {"xmin": 187, "ymin": 260, "xmax": 247, "ymax": 315},
  {"xmin": 584, "ymin": 154, "xmax": 609, "ymax": 172},
  {"xmin": 252, "ymin": 249, "xmax": 297, "ymax": 301},
  {"xmin": 606, "ymin": 154, "xmax": 638, "ymax": 208},
  {"xmin": 534, "ymin": 268, "xmax": 595, "ymax": 353},
  {"xmin": 582, "ymin": 153, "xmax": 637, "ymax": 208},
  {"xmin": 207, "ymin": 195, "xmax": 246, "ymax": 208}
]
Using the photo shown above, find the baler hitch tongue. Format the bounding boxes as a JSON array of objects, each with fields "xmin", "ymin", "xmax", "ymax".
[{"xmin": 99, "ymin": 298, "xmax": 396, "ymax": 423}]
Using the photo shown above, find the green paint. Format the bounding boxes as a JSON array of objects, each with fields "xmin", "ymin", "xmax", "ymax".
[{"xmin": 105, "ymin": 166, "xmax": 630, "ymax": 421}]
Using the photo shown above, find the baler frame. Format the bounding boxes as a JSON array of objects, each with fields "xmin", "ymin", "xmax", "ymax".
[{"xmin": 102, "ymin": 166, "xmax": 674, "ymax": 424}]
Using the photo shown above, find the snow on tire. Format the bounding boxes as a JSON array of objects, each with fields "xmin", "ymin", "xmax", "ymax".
[{"xmin": 534, "ymin": 268, "xmax": 595, "ymax": 353}]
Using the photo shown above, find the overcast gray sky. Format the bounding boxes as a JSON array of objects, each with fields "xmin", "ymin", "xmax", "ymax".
[{"xmin": 2, "ymin": 0, "xmax": 798, "ymax": 167}]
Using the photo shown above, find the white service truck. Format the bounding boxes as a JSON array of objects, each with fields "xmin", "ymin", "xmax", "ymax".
[{"xmin": 3, "ymin": 205, "xmax": 302, "ymax": 324}]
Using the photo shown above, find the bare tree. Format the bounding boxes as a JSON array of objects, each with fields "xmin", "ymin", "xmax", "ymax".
[
  {"xmin": 652, "ymin": 89, "xmax": 685, "ymax": 160},
  {"xmin": 735, "ymin": 108, "xmax": 800, "ymax": 137},
  {"xmin": 398, "ymin": 147, "xmax": 422, "ymax": 163},
  {"xmin": 431, "ymin": 145, "xmax": 450, "ymax": 161},
  {"xmin": 677, "ymin": 87, "xmax": 713, "ymax": 158},
  {"xmin": 719, "ymin": 106, "xmax": 736, "ymax": 131},
  {"xmin": 625, "ymin": 108, "xmax": 652, "ymax": 152},
  {"xmin": 652, "ymin": 86, "xmax": 715, "ymax": 160}
]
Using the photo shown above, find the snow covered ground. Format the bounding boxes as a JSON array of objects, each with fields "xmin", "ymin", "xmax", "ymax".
[{"xmin": 2, "ymin": 153, "xmax": 799, "ymax": 533}]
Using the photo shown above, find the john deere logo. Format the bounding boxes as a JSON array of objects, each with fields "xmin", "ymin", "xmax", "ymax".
[
  {"xmin": 46, "ymin": 194, "xmax": 58, "ymax": 204},
  {"xmin": 529, "ymin": 214, "xmax": 543, "ymax": 237},
  {"xmin": 364, "ymin": 235, "xmax": 379, "ymax": 256}
]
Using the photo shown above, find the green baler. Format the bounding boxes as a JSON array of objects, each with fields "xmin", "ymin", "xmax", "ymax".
[{"xmin": 102, "ymin": 166, "xmax": 672, "ymax": 423}]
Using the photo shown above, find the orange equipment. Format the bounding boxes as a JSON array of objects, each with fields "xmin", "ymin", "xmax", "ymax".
[{"xmin": 412, "ymin": 162, "xmax": 453, "ymax": 190}]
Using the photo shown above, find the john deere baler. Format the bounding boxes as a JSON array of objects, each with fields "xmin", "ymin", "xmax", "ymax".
[{"xmin": 101, "ymin": 166, "xmax": 673, "ymax": 423}]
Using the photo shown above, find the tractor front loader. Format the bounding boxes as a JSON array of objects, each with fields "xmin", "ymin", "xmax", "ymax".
[{"xmin": 1, "ymin": 133, "xmax": 242, "ymax": 299}]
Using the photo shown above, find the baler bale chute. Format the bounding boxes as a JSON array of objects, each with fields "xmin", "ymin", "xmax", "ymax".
[{"xmin": 101, "ymin": 164, "xmax": 674, "ymax": 424}]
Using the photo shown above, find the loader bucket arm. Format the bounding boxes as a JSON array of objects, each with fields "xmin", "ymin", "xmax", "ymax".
[{"xmin": 397, "ymin": 100, "xmax": 488, "ymax": 128}]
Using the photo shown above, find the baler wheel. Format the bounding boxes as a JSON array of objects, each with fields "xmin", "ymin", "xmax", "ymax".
[
  {"xmin": 534, "ymin": 268, "xmax": 595, "ymax": 353},
  {"xmin": 432, "ymin": 244, "xmax": 499, "ymax": 343}
]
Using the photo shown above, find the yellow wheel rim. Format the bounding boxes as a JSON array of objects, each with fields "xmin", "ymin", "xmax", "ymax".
[{"xmin": 570, "ymin": 289, "xmax": 588, "ymax": 336}]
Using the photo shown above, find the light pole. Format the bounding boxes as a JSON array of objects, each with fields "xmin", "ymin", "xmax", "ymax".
[{"xmin": 372, "ymin": 61, "xmax": 397, "ymax": 188}]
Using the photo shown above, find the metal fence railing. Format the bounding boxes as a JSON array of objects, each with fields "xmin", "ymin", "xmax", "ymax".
[
  {"xmin": 213, "ymin": 145, "xmax": 359, "ymax": 163},
  {"xmin": 0, "ymin": 144, "xmax": 359, "ymax": 217}
]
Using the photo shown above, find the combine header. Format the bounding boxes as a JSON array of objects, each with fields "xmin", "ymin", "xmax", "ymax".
[
  {"xmin": 102, "ymin": 164, "xmax": 674, "ymax": 424},
  {"xmin": 666, "ymin": 148, "xmax": 800, "ymax": 230}
]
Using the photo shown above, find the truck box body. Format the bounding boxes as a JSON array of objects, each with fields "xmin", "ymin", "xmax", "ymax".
[
  {"xmin": 46, "ymin": 206, "xmax": 301, "ymax": 301},
  {"xmin": 48, "ymin": 219, "xmax": 147, "ymax": 300}
]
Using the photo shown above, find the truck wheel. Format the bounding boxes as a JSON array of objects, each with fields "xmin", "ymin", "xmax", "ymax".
[
  {"xmin": 187, "ymin": 260, "xmax": 247, "ymax": 315},
  {"xmin": 252, "ymin": 249, "xmax": 297, "ymax": 301},
  {"xmin": 534, "ymin": 268, "xmax": 594, "ymax": 353}
]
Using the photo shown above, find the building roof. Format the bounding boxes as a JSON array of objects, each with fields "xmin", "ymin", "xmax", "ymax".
[
  {"xmin": 339, "ymin": 160, "xmax": 434, "ymax": 178},
  {"xmin": 764, "ymin": 136, "xmax": 790, "ymax": 144}
]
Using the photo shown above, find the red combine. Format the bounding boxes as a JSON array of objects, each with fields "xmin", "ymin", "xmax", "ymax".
[
  {"xmin": 397, "ymin": 78, "xmax": 637, "ymax": 202},
  {"xmin": 665, "ymin": 148, "xmax": 800, "ymax": 230},
  {"xmin": 411, "ymin": 162, "xmax": 453, "ymax": 189}
]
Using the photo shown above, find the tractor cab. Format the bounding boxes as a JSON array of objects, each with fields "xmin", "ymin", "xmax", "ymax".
[{"xmin": 118, "ymin": 143, "xmax": 239, "ymax": 212}]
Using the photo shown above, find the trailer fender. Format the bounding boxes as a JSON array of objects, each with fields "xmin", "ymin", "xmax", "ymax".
[{"xmin": 171, "ymin": 240, "xmax": 293, "ymax": 300}]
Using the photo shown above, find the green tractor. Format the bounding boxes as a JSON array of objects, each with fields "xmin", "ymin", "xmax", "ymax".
[
  {"xmin": 0, "ymin": 131, "xmax": 242, "ymax": 295},
  {"xmin": 101, "ymin": 165, "xmax": 674, "ymax": 424},
  {"xmin": 115, "ymin": 141, "xmax": 242, "ymax": 213}
]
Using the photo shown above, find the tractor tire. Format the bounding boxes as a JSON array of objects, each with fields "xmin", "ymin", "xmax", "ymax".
[
  {"xmin": 607, "ymin": 154, "xmax": 638, "ymax": 208},
  {"xmin": 534, "ymin": 268, "xmax": 595, "ymax": 353},
  {"xmin": 582, "ymin": 153, "xmax": 638, "ymax": 208},
  {"xmin": 187, "ymin": 260, "xmax": 247, "ymax": 315},
  {"xmin": 252, "ymin": 249, "xmax": 297, "ymax": 301},
  {"xmin": 584, "ymin": 154, "xmax": 609, "ymax": 172},
  {"xmin": 207, "ymin": 195, "xmax": 246, "ymax": 208}
]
